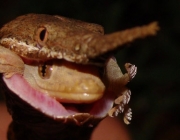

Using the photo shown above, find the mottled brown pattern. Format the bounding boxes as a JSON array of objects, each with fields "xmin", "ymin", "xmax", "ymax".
[
  {"xmin": 0, "ymin": 14, "xmax": 159, "ymax": 140},
  {"xmin": 0, "ymin": 14, "xmax": 159, "ymax": 63}
]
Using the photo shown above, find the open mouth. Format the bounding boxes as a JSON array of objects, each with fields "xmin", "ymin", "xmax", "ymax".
[{"xmin": 3, "ymin": 58, "xmax": 115, "ymax": 119}]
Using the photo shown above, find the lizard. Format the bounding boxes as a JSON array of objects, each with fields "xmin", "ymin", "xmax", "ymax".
[{"xmin": 0, "ymin": 14, "xmax": 159, "ymax": 140}]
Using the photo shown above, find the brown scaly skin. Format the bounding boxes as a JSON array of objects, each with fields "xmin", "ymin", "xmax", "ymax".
[
  {"xmin": 0, "ymin": 14, "xmax": 159, "ymax": 63},
  {"xmin": 0, "ymin": 14, "xmax": 159, "ymax": 140}
]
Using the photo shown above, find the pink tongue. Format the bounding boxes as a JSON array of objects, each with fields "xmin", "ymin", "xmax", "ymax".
[{"xmin": 3, "ymin": 74, "xmax": 72, "ymax": 117}]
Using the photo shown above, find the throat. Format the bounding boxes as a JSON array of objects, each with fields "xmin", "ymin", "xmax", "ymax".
[{"xmin": 8, "ymin": 121, "xmax": 95, "ymax": 140}]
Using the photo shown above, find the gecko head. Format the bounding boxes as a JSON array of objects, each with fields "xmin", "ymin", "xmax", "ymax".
[{"xmin": 0, "ymin": 13, "xmax": 159, "ymax": 64}]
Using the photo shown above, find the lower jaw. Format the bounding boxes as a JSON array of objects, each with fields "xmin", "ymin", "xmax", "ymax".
[
  {"xmin": 3, "ymin": 74, "xmax": 115, "ymax": 125},
  {"xmin": 3, "ymin": 85, "xmax": 99, "ymax": 140}
]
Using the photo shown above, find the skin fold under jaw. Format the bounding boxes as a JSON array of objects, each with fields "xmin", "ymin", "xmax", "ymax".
[{"xmin": 0, "ymin": 14, "xmax": 159, "ymax": 140}]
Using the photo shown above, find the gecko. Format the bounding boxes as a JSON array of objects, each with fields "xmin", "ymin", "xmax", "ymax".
[{"xmin": 0, "ymin": 14, "xmax": 159, "ymax": 140}]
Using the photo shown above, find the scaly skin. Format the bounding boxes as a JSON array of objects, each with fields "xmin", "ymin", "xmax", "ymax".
[{"xmin": 0, "ymin": 14, "xmax": 159, "ymax": 140}]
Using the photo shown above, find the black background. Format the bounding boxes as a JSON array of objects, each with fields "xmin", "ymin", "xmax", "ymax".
[{"xmin": 0, "ymin": 0, "xmax": 179, "ymax": 140}]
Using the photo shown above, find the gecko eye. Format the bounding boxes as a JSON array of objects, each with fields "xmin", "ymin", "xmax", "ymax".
[
  {"xmin": 39, "ymin": 28, "xmax": 47, "ymax": 41},
  {"xmin": 35, "ymin": 27, "xmax": 48, "ymax": 47},
  {"xmin": 38, "ymin": 62, "xmax": 53, "ymax": 79}
]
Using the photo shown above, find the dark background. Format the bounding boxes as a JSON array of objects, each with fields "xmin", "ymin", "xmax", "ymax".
[{"xmin": 0, "ymin": 0, "xmax": 179, "ymax": 140}]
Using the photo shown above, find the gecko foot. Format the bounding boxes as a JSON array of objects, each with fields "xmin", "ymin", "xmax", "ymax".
[
  {"xmin": 108, "ymin": 89, "xmax": 132, "ymax": 121},
  {"xmin": 114, "ymin": 89, "xmax": 131, "ymax": 105},
  {"xmin": 108, "ymin": 103, "xmax": 124, "ymax": 117}
]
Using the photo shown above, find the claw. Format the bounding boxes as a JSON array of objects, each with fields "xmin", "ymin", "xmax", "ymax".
[
  {"xmin": 125, "ymin": 90, "xmax": 131, "ymax": 104},
  {"xmin": 123, "ymin": 95, "xmax": 127, "ymax": 105},
  {"xmin": 108, "ymin": 103, "xmax": 124, "ymax": 117},
  {"xmin": 124, "ymin": 108, "xmax": 132, "ymax": 125},
  {"xmin": 118, "ymin": 103, "xmax": 124, "ymax": 113},
  {"xmin": 108, "ymin": 107, "xmax": 117, "ymax": 117},
  {"xmin": 125, "ymin": 63, "xmax": 137, "ymax": 80},
  {"xmin": 114, "ymin": 109, "xmax": 119, "ymax": 117}
]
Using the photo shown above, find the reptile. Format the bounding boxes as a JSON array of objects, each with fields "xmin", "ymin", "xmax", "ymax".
[{"xmin": 0, "ymin": 14, "xmax": 159, "ymax": 140}]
